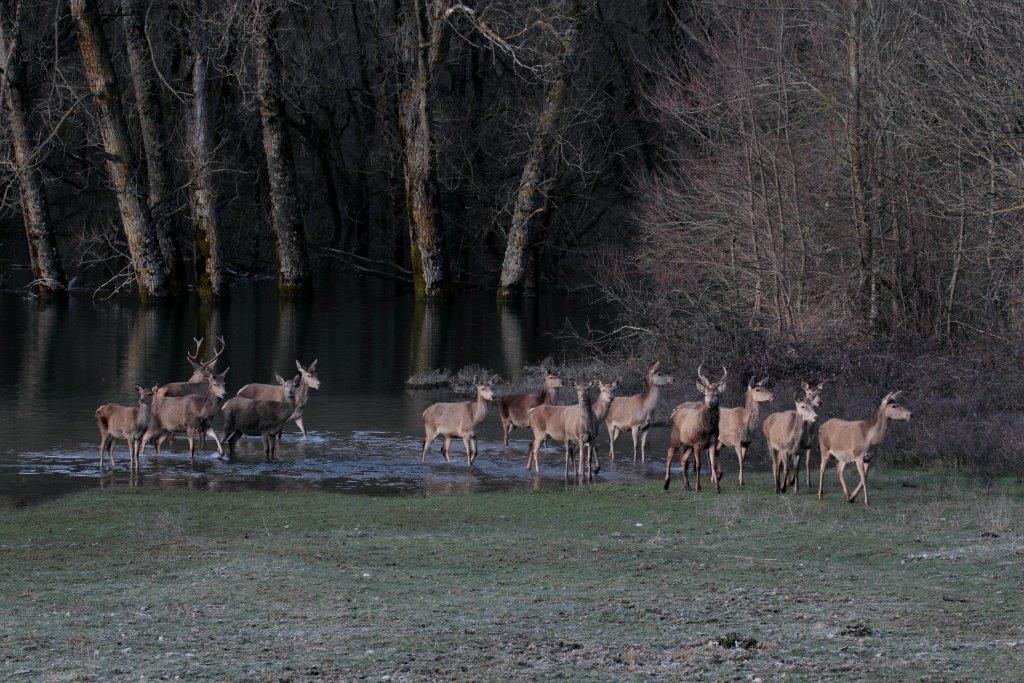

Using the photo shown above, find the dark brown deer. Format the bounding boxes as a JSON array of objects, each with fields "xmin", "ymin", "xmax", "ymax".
[
  {"xmin": 762, "ymin": 396, "xmax": 818, "ymax": 493},
  {"xmin": 141, "ymin": 368, "xmax": 228, "ymax": 461},
  {"xmin": 220, "ymin": 376, "xmax": 299, "ymax": 462},
  {"xmin": 236, "ymin": 359, "xmax": 321, "ymax": 437},
  {"xmin": 717, "ymin": 376, "xmax": 774, "ymax": 486},
  {"xmin": 794, "ymin": 380, "xmax": 827, "ymax": 488},
  {"xmin": 421, "ymin": 378, "xmax": 497, "ymax": 465},
  {"xmin": 156, "ymin": 336, "xmax": 226, "ymax": 399},
  {"xmin": 604, "ymin": 361, "xmax": 675, "ymax": 462},
  {"xmin": 95, "ymin": 384, "xmax": 156, "ymax": 472},
  {"xmin": 818, "ymin": 391, "xmax": 911, "ymax": 507},
  {"xmin": 498, "ymin": 368, "xmax": 562, "ymax": 446},
  {"xmin": 663, "ymin": 366, "xmax": 727, "ymax": 492}
]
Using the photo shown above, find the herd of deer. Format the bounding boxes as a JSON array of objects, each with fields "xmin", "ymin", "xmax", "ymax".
[
  {"xmin": 95, "ymin": 338, "xmax": 321, "ymax": 472},
  {"xmin": 422, "ymin": 362, "xmax": 911, "ymax": 506},
  {"xmin": 95, "ymin": 340, "xmax": 910, "ymax": 506}
]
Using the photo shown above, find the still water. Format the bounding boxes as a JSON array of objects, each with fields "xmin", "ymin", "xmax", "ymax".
[{"xmin": 0, "ymin": 277, "xmax": 663, "ymax": 505}]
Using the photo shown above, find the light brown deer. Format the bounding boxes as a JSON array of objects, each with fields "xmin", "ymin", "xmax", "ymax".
[
  {"xmin": 157, "ymin": 336, "xmax": 226, "ymax": 399},
  {"xmin": 717, "ymin": 376, "xmax": 773, "ymax": 486},
  {"xmin": 141, "ymin": 368, "xmax": 228, "ymax": 461},
  {"xmin": 221, "ymin": 376, "xmax": 299, "ymax": 461},
  {"xmin": 421, "ymin": 378, "xmax": 497, "ymax": 465},
  {"xmin": 95, "ymin": 384, "xmax": 156, "ymax": 472},
  {"xmin": 663, "ymin": 366, "xmax": 727, "ymax": 492},
  {"xmin": 818, "ymin": 391, "xmax": 911, "ymax": 507},
  {"xmin": 605, "ymin": 361, "xmax": 675, "ymax": 462},
  {"xmin": 576, "ymin": 379, "xmax": 618, "ymax": 479},
  {"xmin": 762, "ymin": 396, "xmax": 818, "ymax": 493},
  {"xmin": 793, "ymin": 379, "xmax": 827, "ymax": 488},
  {"xmin": 498, "ymin": 368, "xmax": 562, "ymax": 446},
  {"xmin": 236, "ymin": 359, "xmax": 321, "ymax": 437},
  {"xmin": 525, "ymin": 380, "xmax": 599, "ymax": 478}
]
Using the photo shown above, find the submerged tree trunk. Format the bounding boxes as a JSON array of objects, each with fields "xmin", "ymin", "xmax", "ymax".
[
  {"xmin": 119, "ymin": 0, "xmax": 185, "ymax": 291},
  {"xmin": 254, "ymin": 1, "xmax": 311, "ymax": 295},
  {"xmin": 188, "ymin": 29, "xmax": 225, "ymax": 300},
  {"xmin": 70, "ymin": 0, "xmax": 169, "ymax": 299},
  {"xmin": 398, "ymin": 0, "xmax": 452, "ymax": 299},
  {"xmin": 498, "ymin": 12, "xmax": 578, "ymax": 299},
  {"xmin": 0, "ymin": 4, "xmax": 67, "ymax": 298}
]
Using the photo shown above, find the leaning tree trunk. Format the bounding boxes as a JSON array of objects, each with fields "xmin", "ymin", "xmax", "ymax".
[
  {"xmin": 254, "ymin": 2, "xmax": 311, "ymax": 296},
  {"xmin": 69, "ymin": 0, "xmax": 169, "ymax": 299},
  {"xmin": 498, "ymin": 11, "xmax": 578, "ymax": 299},
  {"xmin": 119, "ymin": 0, "xmax": 185, "ymax": 291},
  {"xmin": 188, "ymin": 30, "xmax": 225, "ymax": 300},
  {"xmin": 398, "ymin": 0, "xmax": 452, "ymax": 299},
  {"xmin": 0, "ymin": 4, "xmax": 67, "ymax": 298}
]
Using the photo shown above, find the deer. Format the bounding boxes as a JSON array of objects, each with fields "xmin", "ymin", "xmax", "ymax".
[
  {"xmin": 498, "ymin": 367, "xmax": 562, "ymax": 446},
  {"xmin": 220, "ymin": 375, "xmax": 299, "ymax": 462},
  {"xmin": 420, "ymin": 377, "xmax": 497, "ymax": 465},
  {"xmin": 663, "ymin": 366, "xmax": 727, "ymax": 493},
  {"xmin": 236, "ymin": 359, "xmax": 321, "ymax": 438},
  {"xmin": 576, "ymin": 378, "xmax": 618, "ymax": 479},
  {"xmin": 525, "ymin": 380, "xmax": 601, "ymax": 478},
  {"xmin": 762, "ymin": 395, "xmax": 818, "ymax": 493},
  {"xmin": 716, "ymin": 376, "xmax": 774, "ymax": 486},
  {"xmin": 817, "ymin": 391, "xmax": 911, "ymax": 507},
  {"xmin": 95, "ymin": 384, "xmax": 157, "ymax": 472},
  {"xmin": 605, "ymin": 361, "xmax": 675, "ymax": 462},
  {"xmin": 141, "ymin": 368, "xmax": 228, "ymax": 462},
  {"xmin": 792, "ymin": 379, "xmax": 828, "ymax": 488},
  {"xmin": 156, "ymin": 336, "xmax": 226, "ymax": 399}
]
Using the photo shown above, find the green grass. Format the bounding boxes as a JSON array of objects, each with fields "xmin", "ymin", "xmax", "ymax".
[{"xmin": 1, "ymin": 473, "xmax": 1022, "ymax": 680}]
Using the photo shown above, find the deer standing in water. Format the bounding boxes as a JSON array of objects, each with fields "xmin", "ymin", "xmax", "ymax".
[
  {"xmin": 663, "ymin": 366, "xmax": 727, "ymax": 492},
  {"xmin": 717, "ymin": 376, "xmax": 773, "ymax": 486},
  {"xmin": 421, "ymin": 378, "xmax": 497, "ymax": 465},
  {"xmin": 221, "ymin": 376, "xmax": 299, "ymax": 461},
  {"xmin": 141, "ymin": 368, "xmax": 228, "ymax": 461},
  {"xmin": 526, "ymin": 380, "xmax": 603, "ymax": 478},
  {"xmin": 818, "ymin": 391, "xmax": 911, "ymax": 506},
  {"xmin": 237, "ymin": 359, "xmax": 321, "ymax": 438},
  {"xmin": 156, "ymin": 337, "xmax": 226, "ymax": 399},
  {"xmin": 575, "ymin": 379, "xmax": 618, "ymax": 479},
  {"xmin": 498, "ymin": 368, "xmax": 562, "ymax": 446},
  {"xmin": 605, "ymin": 361, "xmax": 674, "ymax": 462},
  {"xmin": 95, "ymin": 384, "xmax": 157, "ymax": 472},
  {"xmin": 762, "ymin": 396, "xmax": 818, "ymax": 493}
]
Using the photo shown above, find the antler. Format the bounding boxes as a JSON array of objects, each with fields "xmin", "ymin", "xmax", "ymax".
[
  {"xmin": 203, "ymin": 335, "xmax": 226, "ymax": 369},
  {"xmin": 718, "ymin": 365, "xmax": 728, "ymax": 386},
  {"xmin": 187, "ymin": 337, "xmax": 204, "ymax": 364},
  {"xmin": 697, "ymin": 364, "xmax": 709, "ymax": 386}
]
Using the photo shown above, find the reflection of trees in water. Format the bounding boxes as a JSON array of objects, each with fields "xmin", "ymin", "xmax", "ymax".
[
  {"xmin": 120, "ymin": 303, "xmax": 160, "ymax": 392},
  {"xmin": 498, "ymin": 300, "xmax": 538, "ymax": 380},
  {"xmin": 274, "ymin": 298, "xmax": 312, "ymax": 378},
  {"xmin": 409, "ymin": 300, "xmax": 444, "ymax": 375},
  {"xmin": 16, "ymin": 302, "xmax": 59, "ymax": 418}
]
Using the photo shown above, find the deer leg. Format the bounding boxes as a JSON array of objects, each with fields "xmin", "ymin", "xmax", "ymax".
[
  {"xmin": 849, "ymin": 458, "xmax": 869, "ymax": 505},
  {"xmin": 501, "ymin": 417, "xmax": 510, "ymax": 446},
  {"xmin": 529, "ymin": 436, "xmax": 543, "ymax": 472},
  {"xmin": 463, "ymin": 435, "xmax": 472, "ymax": 465},
  {"xmin": 263, "ymin": 434, "xmax": 273, "ymax": 462},
  {"xmin": 694, "ymin": 448, "xmax": 702, "ymax": 492},
  {"xmin": 817, "ymin": 449, "xmax": 830, "ymax": 499},
  {"xmin": 442, "ymin": 436, "xmax": 452, "ymax": 462},
  {"xmin": 187, "ymin": 431, "xmax": 196, "ymax": 463},
  {"xmin": 205, "ymin": 427, "xmax": 224, "ymax": 456},
  {"xmin": 663, "ymin": 443, "xmax": 677, "ymax": 490},
  {"xmin": 680, "ymin": 447, "xmax": 693, "ymax": 490},
  {"xmin": 710, "ymin": 445, "xmax": 721, "ymax": 493},
  {"xmin": 835, "ymin": 460, "xmax": 850, "ymax": 500},
  {"xmin": 780, "ymin": 452, "xmax": 789, "ymax": 493},
  {"xmin": 640, "ymin": 426, "xmax": 650, "ymax": 463},
  {"xmin": 737, "ymin": 444, "xmax": 746, "ymax": 486},
  {"xmin": 227, "ymin": 432, "xmax": 240, "ymax": 460},
  {"xmin": 805, "ymin": 448, "xmax": 813, "ymax": 489},
  {"xmin": 608, "ymin": 424, "xmax": 618, "ymax": 461},
  {"xmin": 421, "ymin": 430, "xmax": 436, "ymax": 462},
  {"xmin": 862, "ymin": 461, "xmax": 871, "ymax": 507},
  {"xmin": 630, "ymin": 427, "xmax": 639, "ymax": 461}
]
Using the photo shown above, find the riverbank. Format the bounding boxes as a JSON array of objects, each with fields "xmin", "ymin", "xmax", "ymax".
[{"xmin": 1, "ymin": 474, "xmax": 1021, "ymax": 679}]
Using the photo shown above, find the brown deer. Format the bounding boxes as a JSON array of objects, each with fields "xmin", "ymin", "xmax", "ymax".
[
  {"xmin": 141, "ymin": 368, "xmax": 228, "ymax": 461},
  {"xmin": 605, "ymin": 361, "xmax": 675, "ymax": 462},
  {"xmin": 236, "ymin": 359, "xmax": 321, "ymax": 437},
  {"xmin": 762, "ymin": 396, "xmax": 818, "ymax": 493},
  {"xmin": 793, "ymin": 379, "xmax": 827, "ymax": 488},
  {"xmin": 663, "ymin": 366, "xmax": 727, "ymax": 492},
  {"xmin": 525, "ymin": 380, "xmax": 599, "ymax": 478},
  {"xmin": 95, "ymin": 384, "xmax": 156, "ymax": 472},
  {"xmin": 498, "ymin": 368, "xmax": 562, "ymax": 446},
  {"xmin": 421, "ymin": 378, "xmax": 497, "ymax": 465},
  {"xmin": 576, "ymin": 378, "xmax": 618, "ymax": 479},
  {"xmin": 817, "ymin": 391, "xmax": 911, "ymax": 507},
  {"xmin": 220, "ymin": 376, "xmax": 299, "ymax": 462},
  {"xmin": 717, "ymin": 376, "xmax": 774, "ymax": 486},
  {"xmin": 156, "ymin": 336, "xmax": 226, "ymax": 399}
]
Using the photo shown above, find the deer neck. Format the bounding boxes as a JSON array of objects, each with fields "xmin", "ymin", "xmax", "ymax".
[
  {"xmin": 294, "ymin": 378, "xmax": 310, "ymax": 409},
  {"xmin": 867, "ymin": 405, "xmax": 890, "ymax": 446},
  {"xmin": 639, "ymin": 378, "xmax": 659, "ymax": 416},
  {"xmin": 137, "ymin": 401, "xmax": 153, "ymax": 429},
  {"xmin": 593, "ymin": 393, "xmax": 613, "ymax": 423},
  {"xmin": 701, "ymin": 402, "xmax": 719, "ymax": 434},
  {"xmin": 473, "ymin": 394, "xmax": 489, "ymax": 424},
  {"xmin": 741, "ymin": 390, "xmax": 760, "ymax": 432},
  {"xmin": 539, "ymin": 382, "xmax": 556, "ymax": 405}
]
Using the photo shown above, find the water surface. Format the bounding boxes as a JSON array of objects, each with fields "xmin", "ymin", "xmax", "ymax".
[{"xmin": 0, "ymin": 277, "xmax": 665, "ymax": 505}]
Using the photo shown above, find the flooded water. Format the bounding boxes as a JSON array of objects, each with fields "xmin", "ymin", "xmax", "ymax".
[{"xmin": 0, "ymin": 277, "xmax": 666, "ymax": 505}]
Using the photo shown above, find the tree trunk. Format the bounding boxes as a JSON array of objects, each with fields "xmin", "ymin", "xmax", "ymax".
[
  {"xmin": 847, "ymin": 0, "xmax": 876, "ymax": 324},
  {"xmin": 119, "ymin": 0, "xmax": 185, "ymax": 292},
  {"xmin": 254, "ymin": 1, "xmax": 311, "ymax": 295},
  {"xmin": 398, "ymin": 0, "xmax": 452, "ymax": 299},
  {"xmin": 0, "ymin": 4, "xmax": 67, "ymax": 298},
  {"xmin": 69, "ymin": 0, "xmax": 169, "ymax": 299},
  {"xmin": 188, "ymin": 30, "xmax": 225, "ymax": 301}
]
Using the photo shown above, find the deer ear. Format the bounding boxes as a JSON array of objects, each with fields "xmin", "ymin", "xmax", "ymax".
[
  {"xmin": 696, "ymin": 381, "xmax": 705, "ymax": 392},
  {"xmin": 308, "ymin": 359, "xmax": 318, "ymax": 371},
  {"xmin": 218, "ymin": 367, "xmax": 230, "ymax": 380},
  {"xmin": 650, "ymin": 361, "xmax": 660, "ymax": 373},
  {"xmin": 151, "ymin": 384, "xmax": 160, "ymax": 393},
  {"xmin": 275, "ymin": 373, "xmax": 287, "ymax": 385},
  {"xmin": 801, "ymin": 381, "xmax": 811, "ymax": 391},
  {"xmin": 295, "ymin": 359, "xmax": 305, "ymax": 373},
  {"xmin": 135, "ymin": 383, "xmax": 144, "ymax": 394},
  {"xmin": 747, "ymin": 376, "xmax": 754, "ymax": 389}
]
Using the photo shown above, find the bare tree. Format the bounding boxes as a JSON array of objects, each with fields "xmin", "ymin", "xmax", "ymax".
[
  {"xmin": 69, "ymin": 0, "xmax": 170, "ymax": 298},
  {"xmin": 0, "ymin": 1, "xmax": 66, "ymax": 298}
]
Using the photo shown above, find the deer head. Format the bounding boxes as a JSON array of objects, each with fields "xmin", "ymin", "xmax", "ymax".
[
  {"xmin": 794, "ymin": 396, "xmax": 818, "ymax": 423},
  {"xmin": 542, "ymin": 368, "xmax": 563, "ymax": 390},
  {"xmin": 476, "ymin": 375, "xmax": 498, "ymax": 402},
  {"xmin": 881, "ymin": 390, "xmax": 912, "ymax": 421},
  {"xmin": 595, "ymin": 378, "xmax": 619, "ymax": 402},
  {"xmin": 134, "ymin": 384, "xmax": 156, "ymax": 407},
  {"xmin": 648, "ymin": 361, "xmax": 675, "ymax": 386},
  {"xmin": 801, "ymin": 379, "xmax": 828, "ymax": 407},
  {"xmin": 296, "ymin": 359, "xmax": 321, "ymax": 390},
  {"xmin": 748, "ymin": 376, "xmax": 774, "ymax": 403},
  {"xmin": 696, "ymin": 365, "xmax": 727, "ymax": 407},
  {"xmin": 207, "ymin": 367, "xmax": 229, "ymax": 399}
]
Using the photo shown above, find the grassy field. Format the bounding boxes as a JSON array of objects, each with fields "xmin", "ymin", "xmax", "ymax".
[{"xmin": 1, "ymin": 473, "xmax": 1022, "ymax": 680}]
